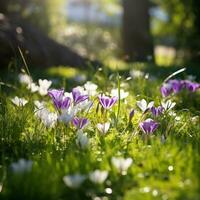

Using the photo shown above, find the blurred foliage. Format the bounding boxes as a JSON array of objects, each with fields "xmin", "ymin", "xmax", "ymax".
[
  {"xmin": 4, "ymin": 0, "xmax": 67, "ymax": 38},
  {"xmin": 151, "ymin": 0, "xmax": 200, "ymax": 61}
]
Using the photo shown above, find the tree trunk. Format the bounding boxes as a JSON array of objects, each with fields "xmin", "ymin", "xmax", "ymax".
[
  {"xmin": 122, "ymin": 0, "xmax": 154, "ymax": 62},
  {"xmin": 0, "ymin": 14, "xmax": 101, "ymax": 69}
]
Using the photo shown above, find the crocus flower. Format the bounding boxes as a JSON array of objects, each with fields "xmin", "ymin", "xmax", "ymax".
[
  {"xmin": 11, "ymin": 96, "xmax": 28, "ymax": 107},
  {"xmin": 129, "ymin": 109, "xmax": 135, "ymax": 121},
  {"xmin": 63, "ymin": 174, "xmax": 86, "ymax": 189},
  {"xmin": 35, "ymin": 107, "xmax": 57, "ymax": 128},
  {"xmin": 18, "ymin": 73, "xmax": 32, "ymax": 85},
  {"xmin": 48, "ymin": 89, "xmax": 71, "ymax": 110},
  {"xmin": 161, "ymin": 100, "xmax": 176, "ymax": 111},
  {"xmin": 76, "ymin": 130, "xmax": 89, "ymax": 149},
  {"xmin": 151, "ymin": 106, "xmax": 164, "ymax": 117},
  {"xmin": 72, "ymin": 88, "xmax": 89, "ymax": 105},
  {"xmin": 183, "ymin": 80, "xmax": 200, "ymax": 92},
  {"xmin": 160, "ymin": 83, "xmax": 173, "ymax": 97},
  {"xmin": 96, "ymin": 122, "xmax": 110, "ymax": 135},
  {"xmin": 98, "ymin": 95, "xmax": 118, "ymax": 110},
  {"xmin": 139, "ymin": 118, "xmax": 159, "ymax": 134},
  {"xmin": 89, "ymin": 170, "xmax": 108, "ymax": 184},
  {"xmin": 111, "ymin": 157, "xmax": 133, "ymax": 173},
  {"xmin": 130, "ymin": 69, "xmax": 144, "ymax": 79},
  {"xmin": 137, "ymin": 99, "xmax": 154, "ymax": 112},
  {"xmin": 111, "ymin": 88, "xmax": 129, "ymax": 99},
  {"xmin": 73, "ymin": 117, "xmax": 88, "ymax": 129},
  {"xmin": 11, "ymin": 159, "xmax": 33, "ymax": 173},
  {"xmin": 27, "ymin": 82, "xmax": 39, "ymax": 93},
  {"xmin": 84, "ymin": 81, "xmax": 98, "ymax": 96},
  {"xmin": 38, "ymin": 79, "xmax": 52, "ymax": 96},
  {"xmin": 168, "ymin": 79, "xmax": 183, "ymax": 93}
]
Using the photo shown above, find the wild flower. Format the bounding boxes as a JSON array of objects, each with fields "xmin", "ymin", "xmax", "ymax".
[
  {"xmin": 34, "ymin": 100, "xmax": 46, "ymax": 110},
  {"xmin": 11, "ymin": 96, "xmax": 28, "ymax": 107},
  {"xmin": 160, "ymin": 79, "xmax": 199, "ymax": 97},
  {"xmin": 168, "ymin": 79, "xmax": 183, "ymax": 93},
  {"xmin": 98, "ymin": 95, "xmax": 118, "ymax": 110},
  {"xmin": 74, "ymin": 100, "xmax": 93, "ymax": 113},
  {"xmin": 35, "ymin": 107, "xmax": 57, "ymax": 128},
  {"xmin": 18, "ymin": 73, "xmax": 32, "ymax": 85},
  {"xmin": 38, "ymin": 79, "xmax": 52, "ymax": 96},
  {"xmin": 130, "ymin": 69, "xmax": 144, "ymax": 78},
  {"xmin": 129, "ymin": 109, "xmax": 135, "ymax": 121},
  {"xmin": 58, "ymin": 107, "xmax": 76, "ymax": 124},
  {"xmin": 89, "ymin": 170, "xmax": 108, "ymax": 184},
  {"xmin": 111, "ymin": 88, "xmax": 129, "ymax": 99},
  {"xmin": 139, "ymin": 118, "xmax": 159, "ymax": 134},
  {"xmin": 84, "ymin": 81, "xmax": 98, "ymax": 96},
  {"xmin": 151, "ymin": 106, "xmax": 164, "ymax": 117},
  {"xmin": 76, "ymin": 130, "xmax": 89, "ymax": 149},
  {"xmin": 10, "ymin": 159, "xmax": 33, "ymax": 173},
  {"xmin": 72, "ymin": 88, "xmax": 89, "ymax": 105},
  {"xmin": 63, "ymin": 174, "xmax": 86, "ymax": 189},
  {"xmin": 161, "ymin": 100, "xmax": 176, "ymax": 111},
  {"xmin": 111, "ymin": 157, "xmax": 133, "ymax": 173},
  {"xmin": 96, "ymin": 122, "xmax": 110, "ymax": 135},
  {"xmin": 48, "ymin": 89, "xmax": 71, "ymax": 111},
  {"xmin": 27, "ymin": 82, "xmax": 39, "ymax": 93},
  {"xmin": 183, "ymin": 80, "xmax": 200, "ymax": 92},
  {"xmin": 137, "ymin": 99, "xmax": 154, "ymax": 113},
  {"xmin": 73, "ymin": 117, "xmax": 89, "ymax": 129},
  {"xmin": 160, "ymin": 83, "xmax": 173, "ymax": 97}
]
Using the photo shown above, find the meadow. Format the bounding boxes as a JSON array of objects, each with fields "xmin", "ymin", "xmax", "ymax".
[{"xmin": 0, "ymin": 63, "xmax": 200, "ymax": 200}]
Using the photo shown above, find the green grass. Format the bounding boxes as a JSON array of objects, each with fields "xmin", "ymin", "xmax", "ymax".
[{"xmin": 0, "ymin": 63, "xmax": 200, "ymax": 200}]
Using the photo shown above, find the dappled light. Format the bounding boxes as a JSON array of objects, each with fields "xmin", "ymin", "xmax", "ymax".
[{"xmin": 0, "ymin": 0, "xmax": 200, "ymax": 200}]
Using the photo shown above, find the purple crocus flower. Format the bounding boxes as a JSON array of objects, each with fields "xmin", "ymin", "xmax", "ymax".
[
  {"xmin": 160, "ymin": 83, "xmax": 173, "ymax": 97},
  {"xmin": 72, "ymin": 117, "xmax": 88, "ymax": 129},
  {"xmin": 168, "ymin": 79, "xmax": 183, "ymax": 93},
  {"xmin": 139, "ymin": 118, "xmax": 159, "ymax": 134},
  {"xmin": 98, "ymin": 95, "xmax": 118, "ymax": 110},
  {"xmin": 72, "ymin": 88, "xmax": 89, "ymax": 105},
  {"xmin": 183, "ymin": 80, "xmax": 200, "ymax": 92},
  {"xmin": 151, "ymin": 106, "xmax": 164, "ymax": 117},
  {"xmin": 129, "ymin": 109, "xmax": 135, "ymax": 121},
  {"xmin": 48, "ymin": 89, "xmax": 71, "ymax": 110}
]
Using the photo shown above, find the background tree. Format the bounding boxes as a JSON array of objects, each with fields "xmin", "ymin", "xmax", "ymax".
[{"xmin": 122, "ymin": 0, "xmax": 154, "ymax": 62}]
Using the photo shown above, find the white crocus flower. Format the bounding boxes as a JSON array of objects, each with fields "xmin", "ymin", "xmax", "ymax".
[
  {"xmin": 35, "ymin": 107, "xmax": 57, "ymax": 128},
  {"xmin": 11, "ymin": 159, "xmax": 33, "ymax": 173},
  {"xmin": 161, "ymin": 100, "xmax": 176, "ymax": 111},
  {"xmin": 137, "ymin": 99, "xmax": 154, "ymax": 112},
  {"xmin": 11, "ymin": 96, "xmax": 28, "ymax": 107},
  {"xmin": 76, "ymin": 130, "xmax": 89, "ymax": 149},
  {"xmin": 34, "ymin": 100, "xmax": 45, "ymax": 110},
  {"xmin": 63, "ymin": 174, "xmax": 86, "ymax": 189},
  {"xmin": 27, "ymin": 82, "xmax": 39, "ymax": 93},
  {"xmin": 58, "ymin": 106, "xmax": 76, "ymax": 124},
  {"xmin": 42, "ymin": 112, "xmax": 57, "ymax": 127},
  {"xmin": 130, "ymin": 69, "xmax": 144, "ymax": 78},
  {"xmin": 111, "ymin": 157, "xmax": 133, "ymax": 173},
  {"xmin": 73, "ymin": 86, "xmax": 87, "ymax": 94},
  {"xmin": 38, "ymin": 79, "xmax": 52, "ymax": 96},
  {"xmin": 96, "ymin": 122, "xmax": 110, "ymax": 135},
  {"xmin": 111, "ymin": 88, "xmax": 129, "ymax": 99},
  {"xmin": 18, "ymin": 73, "xmax": 32, "ymax": 85},
  {"xmin": 89, "ymin": 170, "xmax": 108, "ymax": 184},
  {"xmin": 84, "ymin": 81, "xmax": 98, "ymax": 96},
  {"xmin": 75, "ymin": 100, "xmax": 93, "ymax": 113}
]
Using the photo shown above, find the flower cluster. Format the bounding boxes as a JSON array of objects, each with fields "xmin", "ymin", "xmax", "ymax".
[
  {"xmin": 63, "ymin": 156, "xmax": 132, "ymax": 188},
  {"xmin": 160, "ymin": 79, "xmax": 200, "ymax": 97}
]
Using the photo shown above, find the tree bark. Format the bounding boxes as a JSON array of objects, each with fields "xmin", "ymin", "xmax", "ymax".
[
  {"xmin": 0, "ymin": 14, "xmax": 100, "ymax": 69},
  {"xmin": 122, "ymin": 0, "xmax": 154, "ymax": 62}
]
